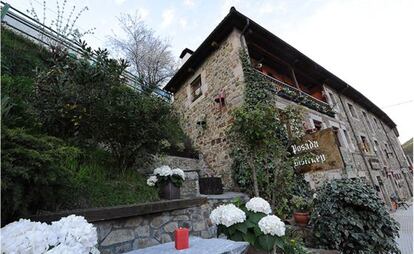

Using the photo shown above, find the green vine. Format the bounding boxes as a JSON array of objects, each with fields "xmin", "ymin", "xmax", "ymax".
[{"xmin": 230, "ymin": 50, "xmax": 308, "ymax": 218}]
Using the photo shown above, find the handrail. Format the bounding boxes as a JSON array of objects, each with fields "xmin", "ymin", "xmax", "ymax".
[
  {"xmin": 0, "ymin": 1, "xmax": 172, "ymax": 101},
  {"xmin": 253, "ymin": 69, "xmax": 334, "ymax": 116}
]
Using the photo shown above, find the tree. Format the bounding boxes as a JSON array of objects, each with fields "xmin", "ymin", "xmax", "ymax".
[{"xmin": 108, "ymin": 13, "xmax": 177, "ymax": 89}]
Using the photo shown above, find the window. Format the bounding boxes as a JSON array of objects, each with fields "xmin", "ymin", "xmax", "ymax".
[
  {"xmin": 347, "ymin": 103, "xmax": 357, "ymax": 118},
  {"xmin": 190, "ymin": 75, "xmax": 202, "ymax": 102},
  {"xmin": 384, "ymin": 143, "xmax": 393, "ymax": 158},
  {"xmin": 360, "ymin": 135, "xmax": 371, "ymax": 153},
  {"xmin": 373, "ymin": 140, "xmax": 379, "ymax": 152},
  {"xmin": 313, "ymin": 120, "xmax": 323, "ymax": 131},
  {"xmin": 362, "ymin": 111, "xmax": 373, "ymax": 131}
]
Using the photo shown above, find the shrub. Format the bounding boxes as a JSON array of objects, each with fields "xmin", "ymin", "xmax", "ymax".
[
  {"xmin": 311, "ymin": 178, "xmax": 400, "ymax": 253},
  {"xmin": 35, "ymin": 45, "xmax": 184, "ymax": 169},
  {"xmin": 1, "ymin": 128, "xmax": 79, "ymax": 225}
]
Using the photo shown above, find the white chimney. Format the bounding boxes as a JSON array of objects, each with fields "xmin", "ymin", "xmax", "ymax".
[{"xmin": 179, "ymin": 48, "xmax": 193, "ymax": 66}]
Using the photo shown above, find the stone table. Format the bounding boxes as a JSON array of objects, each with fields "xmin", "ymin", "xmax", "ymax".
[{"xmin": 123, "ymin": 237, "xmax": 249, "ymax": 254}]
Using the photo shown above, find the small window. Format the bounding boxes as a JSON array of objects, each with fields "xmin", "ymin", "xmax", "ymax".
[
  {"xmin": 328, "ymin": 92, "xmax": 337, "ymax": 107},
  {"xmin": 190, "ymin": 75, "xmax": 202, "ymax": 102},
  {"xmin": 347, "ymin": 103, "xmax": 357, "ymax": 118},
  {"xmin": 373, "ymin": 140, "xmax": 379, "ymax": 152},
  {"xmin": 373, "ymin": 117, "xmax": 378, "ymax": 128},
  {"xmin": 313, "ymin": 120, "xmax": 323, "ymax": 131},
  {"xmin": 360, "ymin": 135, "xmax": 370, "ymax": 153}
]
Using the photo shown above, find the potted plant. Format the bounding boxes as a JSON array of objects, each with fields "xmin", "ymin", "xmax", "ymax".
[
  {"xmin": 291, "ymin": 195, "xmax": 312, "ymax": 226},
  {"xmin": 147, "ymin": 165, "xmax": 185, "ymax": 200}
]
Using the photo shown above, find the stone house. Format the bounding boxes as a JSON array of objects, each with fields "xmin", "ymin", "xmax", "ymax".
[{"xmin": 164, "ymin": 7, "xmax": 412, "ymax": 205}]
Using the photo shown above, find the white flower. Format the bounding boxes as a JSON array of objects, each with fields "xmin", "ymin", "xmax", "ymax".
[
  {"xmin": 258, "ymin": 215, "xmax": 285, "ymax": 237},
  {"xmin": 1, "ymin": 219, "xmax": 57, "ymax": 253},
  {"xmin": 51, "ymin": 215, "xmax": 97, "ymax": 251},
  {"xmin": 171, "ymin": 168, "xmax": 186, "ymax": 180},
  {"xmin": 153, "ymin": 165, "xmax": 172, "ymax": 176},
  {"xmin": 209, "ymin": 204, "xmax": 246, "ymax": 227},
  {"xmin": 246, "ymin": 197, "xmax": 272, "ymax": 214},
  {"xmin": 146, "ymin": 175, "xmax": 158, "ymax": 186}
]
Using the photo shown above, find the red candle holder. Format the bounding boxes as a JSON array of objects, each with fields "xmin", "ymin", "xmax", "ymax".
[{"xmin": 174, "ymin": 227, "xmax": 189, "ymax": 250}]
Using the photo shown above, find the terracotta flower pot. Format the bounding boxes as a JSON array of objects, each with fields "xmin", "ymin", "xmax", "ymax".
[
  {"xmin": 293, "ymin": 211, "xmax": 310, "ymax": 225},
  {"xmin": 159, "ymin": 182, "xmax": 180, "ymax": 200}
]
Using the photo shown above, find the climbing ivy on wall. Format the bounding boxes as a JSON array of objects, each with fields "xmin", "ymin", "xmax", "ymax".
[{"xmin": 230, "ymin": 50, "xmax": 307, "ymax": 218}]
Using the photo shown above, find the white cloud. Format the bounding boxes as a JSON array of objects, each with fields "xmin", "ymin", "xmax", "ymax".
[
  {"xmin": 161, "ymin": 9, "xmax": 175, "ymax": 28},
  {"xmin": 183, "ymin": 0, "xmax": 195, "ymax": 7}
]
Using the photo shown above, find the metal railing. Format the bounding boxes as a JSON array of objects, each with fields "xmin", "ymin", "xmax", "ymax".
[
  {"xmin": 254, "ymin": 69, "xmax": 335, "ymax": 117},
  {"xmin": 1, "ymin": 1, "xmax": 172, "ymax": 101}
]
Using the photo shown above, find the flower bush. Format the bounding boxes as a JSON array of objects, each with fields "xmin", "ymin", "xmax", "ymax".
[
  {"xmin": 1, "ymin": 215, "xmax": 99, "ymax": 254},
  {"xmin": 210, "ymin": 197, "xmax": 307, "ymax": 253},
  {"xmin": 209, "ymin": 204, "xmax": 246, "ymax": 227},
  {"xmin": 245, "ymin": 197, "xmax": 272, "ymax": 214},
  {"xmin": 147, "ymin": 165, "xmax": 185, "ymax": 188}
]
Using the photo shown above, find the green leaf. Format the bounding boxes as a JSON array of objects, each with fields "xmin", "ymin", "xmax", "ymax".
[
  {"xmin": 257, "ymin": 234, "xmax": 275, "ymax": 251},
  {"xmin": 235, "ymin": 222, "xmax": 248, "ymax": 234},
  {"xmin": 243, "ymin": 231, "xmax": 256, "ymax": 245},
  {"xmin": 249, "ymin": 212, "xmax": 266, "ymax": 224},
  {"xmin": 230, "ymin": 231, "xmax": 244, "ymax": 242}
]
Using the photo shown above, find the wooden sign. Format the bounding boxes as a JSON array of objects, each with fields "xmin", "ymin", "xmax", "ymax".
[{"xmin": 292, "ymin": 128, "xmax": 344, "ymax": 173}]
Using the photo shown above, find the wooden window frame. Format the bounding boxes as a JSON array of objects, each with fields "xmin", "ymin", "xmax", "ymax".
[{"xmin": 190, "ymin": 75, "xmax": 202, "ymax": 102}]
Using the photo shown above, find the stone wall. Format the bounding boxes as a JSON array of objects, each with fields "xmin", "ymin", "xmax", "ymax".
[{"xmin": 172, "ymin": 28, "xmax": 245, "ymax": 190}]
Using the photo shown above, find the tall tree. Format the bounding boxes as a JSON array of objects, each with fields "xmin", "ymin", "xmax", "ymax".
[{"xmin": 108, "ymin": 14, "xmax": 177, "ymax": 89}]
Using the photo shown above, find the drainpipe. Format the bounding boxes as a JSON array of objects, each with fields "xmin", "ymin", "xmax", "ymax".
[
  {"xmin": 337, "ymin": 85, "xmax": 385, "ymax": 204},
  {"xmin": 380, "ymin": 122, "xmax": 413, "ymax": 196}
]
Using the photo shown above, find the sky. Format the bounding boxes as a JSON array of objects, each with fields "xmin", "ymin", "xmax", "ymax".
[{"xmin": 9, "ymin": 0, "xmax": 414, "ymax": 143}]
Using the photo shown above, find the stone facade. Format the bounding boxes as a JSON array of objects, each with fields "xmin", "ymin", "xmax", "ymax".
[
  {"xmin": 169, "ymin": 26, "xmax": 413, "ymax": 203},
  {"xmin": 172, "ymin": 29, "xmax": 245, "ymax": 190}
]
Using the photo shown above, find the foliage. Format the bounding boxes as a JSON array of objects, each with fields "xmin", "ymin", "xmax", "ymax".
[
  {"xmin": 1, "ymin": 128, "xmax": 80, "ymax": 225},
  {"xmin": 1, "ymin": 75, "xmax": 40, "ymax": 130},
  {"xmin": 27, "ymin": 0, "xmax": 95, "ymax": 40},
  {"xmin": 230, "ymin": 50, "xmax": 306, "ymax": 218},
  {"xmin": 35, "ymin": 44, "xmax": 183, "ymax": 169},
  {"xmin": 108, "ymin": 13, "xmax": 177, "ymax": 89},
  {"xmin": 1, "ymin": 26, "xmax": 50, "ymax": 78},
  {"xmin": 311, "ymin": 178, "xmax": 400, "ymax": 253},
  {"xmin": 67, "ymin": 149, "xmax": 159, "ymax": 209},
  {"xmin": 291, "ymin": 195, "xmax": 312, "ymax": 213},
  {"xmin": 215, "ymin": 198, "xmax": 308, "ymax": 253}
]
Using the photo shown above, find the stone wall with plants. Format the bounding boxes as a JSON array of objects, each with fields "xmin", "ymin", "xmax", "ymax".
[{"xmin": 172, "ymin": 29, "xmax": 245, "ymax": 190}]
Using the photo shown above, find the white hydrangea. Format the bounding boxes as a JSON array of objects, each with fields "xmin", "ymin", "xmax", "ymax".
[
  {"xmin": 51, "ymin": 215, "xmax": 98, "ymax": 251},
  {"xmin": 1, "ymin": 219, "xmax": 57, "ymax": 254},
  {"xmin": 153, "ymin": 165, "xmax": 172, "ymax": 176},
  {"xmin": 209, "ymin": 204, "xmax": 246, "ymax": 227},
  {"xmin": 258, "ymin": 215, "xmax": 285, "ymax": 237},
  {"xmin": 171, "ymin": 168, "xmax": 186, "ymax": 180},
  {"xmin": 146, "ymin": 175, "xmax": 158, "ymax": 186},
  {"xmin": 245, "ymin": 197, "xmax": 272, "ymax": 214}
]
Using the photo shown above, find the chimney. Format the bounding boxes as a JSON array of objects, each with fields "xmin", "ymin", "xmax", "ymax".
[{"xmin": 179, "ymin": 48, "xmax": 194, "ymax": 66}]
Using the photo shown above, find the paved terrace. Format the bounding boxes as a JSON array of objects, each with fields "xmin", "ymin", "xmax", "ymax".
[{"xmin": 392, "ymin": 204, "xmax": 413, "ymax": 254}]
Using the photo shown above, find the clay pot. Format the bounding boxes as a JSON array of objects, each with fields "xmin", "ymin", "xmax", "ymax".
[
  {"xmin": 159, "ymin": 182, "xmax": 180, "ymax": 200},
  {"xmin": 293, "ymin": 212, "xmax": 310, "ymax": 225}
]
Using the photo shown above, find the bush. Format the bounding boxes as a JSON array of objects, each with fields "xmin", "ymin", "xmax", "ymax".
[
  {"xmin": 35, "ymin": 45, "xmax": 184, "ymax": 169},
  {"xmin": 311, "ymin": 178, "xmax": 400, "ymax": 253},
  {"xmin": 1, "ymin": 128, "xmax": 79, "ymax": 225},
  {"xmin": 1, "ymin": 75, "xmax": 39, "ymax": 129}
]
